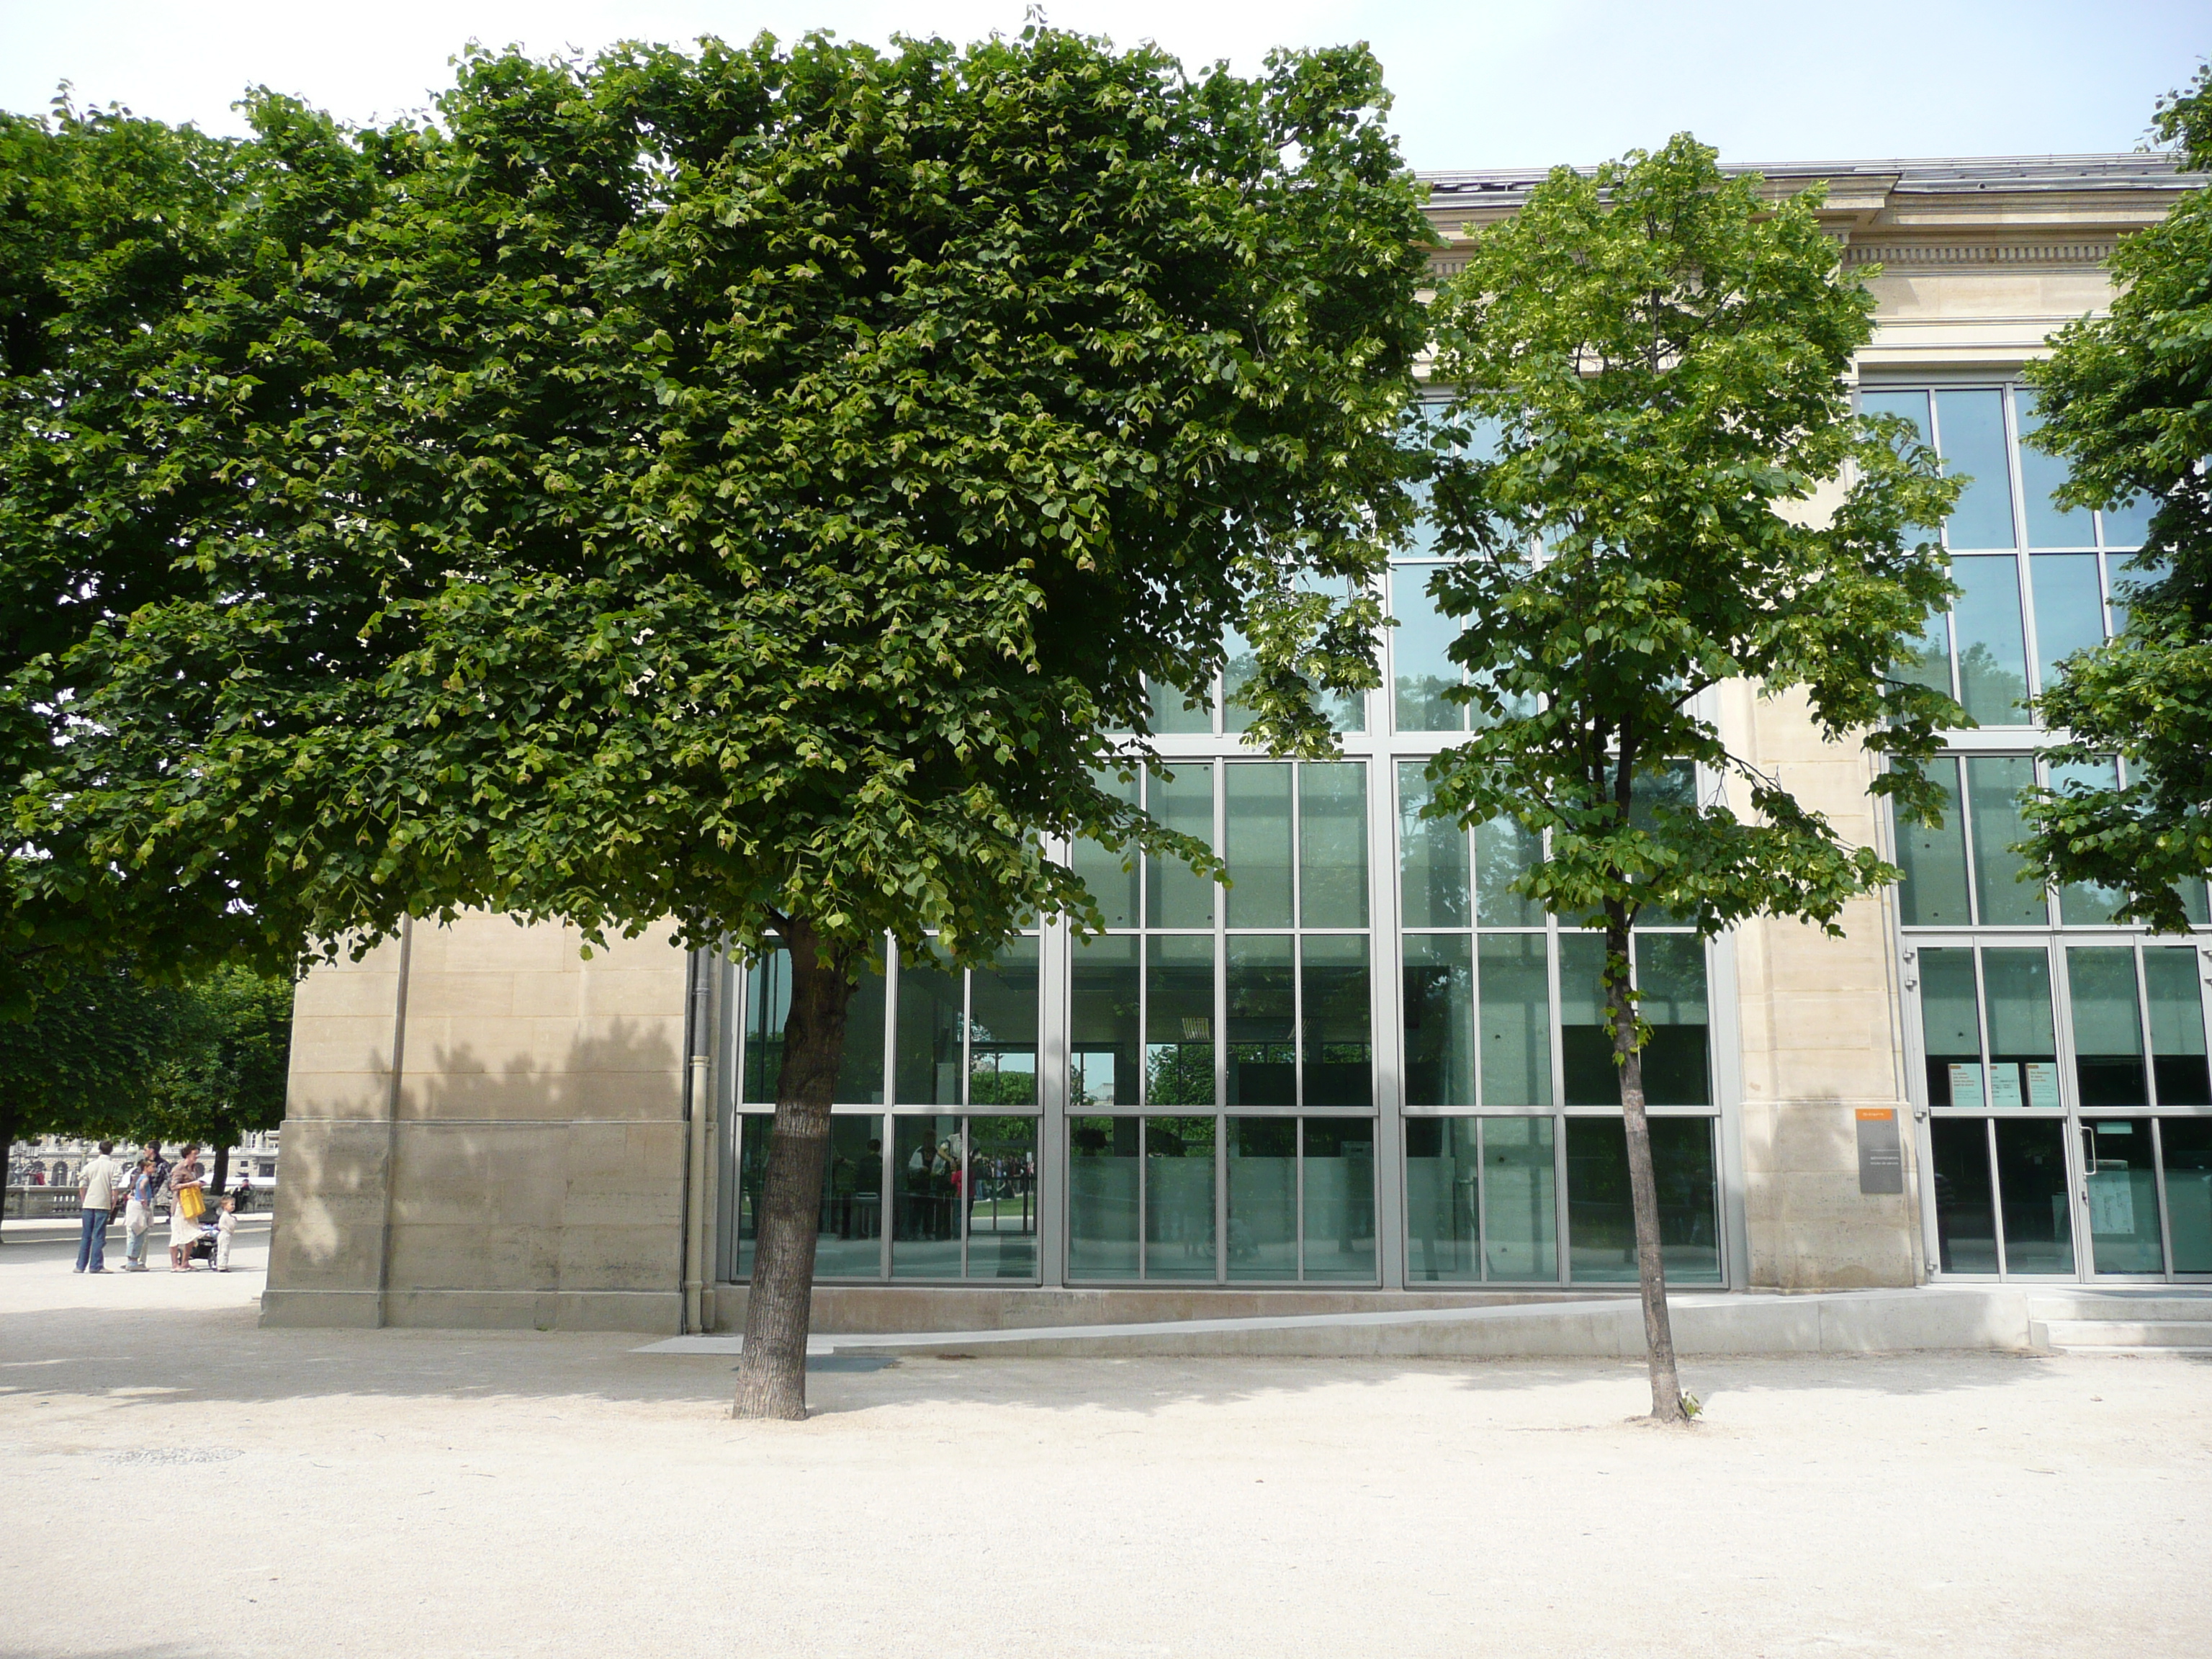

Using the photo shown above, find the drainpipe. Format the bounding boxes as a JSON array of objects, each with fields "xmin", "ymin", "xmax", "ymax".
[
  {"xmin": 680, "ymin": 947, "xmax": 716, "ymax": 1334},
  {"xmin": 376, "ymin": 916, "xmax": 414, "ymax": 1329}
]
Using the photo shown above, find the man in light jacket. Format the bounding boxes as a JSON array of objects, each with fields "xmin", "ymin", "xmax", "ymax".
[{"xmin": 74, "ymin": 1143, "xmax": 121, "ymax": 1274}]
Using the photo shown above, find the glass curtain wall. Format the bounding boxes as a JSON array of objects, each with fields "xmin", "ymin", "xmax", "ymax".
[{"xmin": 1883, "ymin": 381, "xmax": 2212, "ymax": 1281}]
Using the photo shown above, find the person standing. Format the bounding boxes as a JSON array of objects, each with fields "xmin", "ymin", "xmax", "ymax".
[
  {"xmin": 73, "ymin": 1143, "xmax": 121, "ymax": 1274},
  {"xmin": 164, "ymin": 1144, "xmax": 207, "ymax": 1272},
  {"xmin": 213, "ymin": 1196, "xmax": 239, "ymax": 1272},
  {"xmin": 121, "ymin": 1148, "xmax": 163, "ymax": 1272}
]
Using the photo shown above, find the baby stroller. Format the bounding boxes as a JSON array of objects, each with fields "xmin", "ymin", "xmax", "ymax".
[{"xmin": 184, "ymin": 1218, "xmax": 221, "ymax": 1269}]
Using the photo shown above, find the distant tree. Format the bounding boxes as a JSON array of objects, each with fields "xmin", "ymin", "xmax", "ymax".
[
  {"xmin": 1424, "ymin": 137, "xmax": 1960, "ymax": 1423},
  {"xmin": 140, "ymin": 965, "xmax": 295, "ymax": 1192},
  {"xmin": 2018, "ymin": 64, "xmax": 2212, "ymax": 927}
]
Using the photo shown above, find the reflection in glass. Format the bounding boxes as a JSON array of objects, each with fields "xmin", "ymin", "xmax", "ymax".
[
  {"xmin": 1226, "ymin": 764, "xmax": 1295, "ymax": 927},
  {"xmin": 1147, "ymin": 763, "xmax": 1215, "ymax": 928},
  {"xmin": 1896, "ymin": 757, "xmax": 1971, "ymax": 927},
  {"xmin": 1069, "ymin": 935, "xmax": 1139, "ymax": 1108},
  {"xmin": 1476, "ymin": 816, "xmax": 1546, "ymax": 926},
  {"xmin": 2051, "ymin": 759, "xmax": 2126, "ymax": 925},
  {"xmin": 1299, "ymin": 763, "xmax": 1370, "ymax": 927},
  {"xmin": 2085, "ymin": 1118, "xmax": 2162, "ymax": 1274},
  {"xmin": 1966, "ymin": 756, "xmax": 2046, "ymax": 925},
  {"xmin": 837, "ymin": 970, "xmax": 889, "ymax": 1104},
  {"xmin": 2160, "ymin": 1118, "xmax": 2212, "ymax": 1273},
  {"xmin": 892, "ymin": 1115, "xmax": 963, "ymax": 1278},
  {"xmin": 1484, "ymin": 1116, "xmax": 1558, "ymax": 1281},
  {"xmin": 2068, "ymin": 946, "xmax": 2148, "ymax": 1105},
  {"xmin": 1565, "ymin": 1118, "xmax": 1719, "ymax": 1284},
  {"xmin": 1146, "ymin": 935, "xmax": 1215, "ymax": 1107},
  {"xmin": 1918, "ymin": 947, "xmax": 1982, "ymax": 1107},
  {"xmin": 2144, "ymin": 948, "xmax": 2211, "ymax": 1106},
  {"xmin": 2100, "ymin": 494, "xmax": 2154, "ymax": 549},
  {"xmin": 1402, "ymin": 934, "xmax": 1475, "ymax": 1107},
  {"xmin": 965, "ymin": 1116, "xmax": 1038, "ymax": 1279},
  {"xmin": 1480, "ymin": 934, "xmax": 1553, "ymax": 1107},
  {"xmin": 1953, "ymin": 556, "xmax": 2031, "ymax": 724},
  {"xmin": 894, "ymin": 945, "xmax": 963, "ymax": 1105},
  {"xmin": 1897, "ymin": 608, "xmax": 1954, "ymax": 698},
  {"xmin": 1068, "ymin": 1116, "xmax": 1140, "ymax": 1280},
  {"xmin": 734, "ymin": 1112, "xmax": 773, "ymax": 1277},
  {"xmin": 1930, "ymin": 1118, "xmax": 1997, "ymax": 1273},
  {"xmin": 1982, "ymin": 948, "xmax": 2057, "ymax": 1109},
  {"xmin": 817, "ymin": 1115, "xmax": 886, "ymax": 1278},
  {"xmin": 1148, "ymin": 675, "xmax": 1213, "ymax": 734},
  {"xmin": 968, "ymin": 939, "xmax": 1039, "ymax": 1107},
  {"xmin": 1637, "ymin": 935, "xmax": 1711, "ymax": 1106},
  {"xmin": 2015, "ymin": 393, "xmax": 2091, "ymax": 548},
  {"xmin": 1405, "ymin": 1117, "xmax": 1480, "ymax": 1280},
  {"xmin": 1393, "ymin": 567, "xmax": 1465, "ymax": 732},
  {"xmin": 1560, "ymin": 932, "xmax": 1616, "ymax": 1107},
  {"xmin": 742, "ymin": 950, "xmax": 790, "ymax": 1103},
  {"xmin": 1303, "ymin": 1118, "xmax": 1377, "ymax": 1282},
  {"xmin": 1935, "ymin": 389, "xmax": 2017, "ymax": 549},
  {"xmin": 1397, "ymin": 763, "xmax": 1470, "ymax": 928},
  {"xmin": 1301, "ymin": 935, "xmax": 1372, "ymax": 1106},
  {"xmin": 2029, "ymin": 553, "xmax": 2105, "ymax": 696},
  {"xmin": 1994, "ymin": 1118, "xmax": 2074, "ymax": 1274},
  {"xmin": 1226, "ymin": 935, "xmax": 1296, "ymax": 1105},
  {"xmin": 1226, "ymin": 1117, "xmax": 1298, "ymax": 1280},
  {"xmin": 1145, "ymin": 1116, "xmax": 1217, "ymax": 1280},
  {"xmin": 1070, "ymin": 768, "xmax": 1138, "ymax": 929}
]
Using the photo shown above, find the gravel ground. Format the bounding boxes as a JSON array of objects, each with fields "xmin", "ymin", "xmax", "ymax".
[{"xmin": 3, "ymin": 1221, "xmax": 2208, "ymax": 1659}]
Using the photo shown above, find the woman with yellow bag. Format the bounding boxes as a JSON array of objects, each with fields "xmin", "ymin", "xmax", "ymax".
[{"xmin": 165, "ymin": 1144, "xmax": 207, "ymax": 1272}]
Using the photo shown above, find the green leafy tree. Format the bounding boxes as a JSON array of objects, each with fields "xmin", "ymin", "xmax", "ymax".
[
  {"xmin": 139, "ymin": 964, "xmax": 294, "ymax": 1192},
  {"xmin": 17, "ymin": 32, "xmax": 1429, "ymax": 1416},
  {"xmin": 1423, "ymin": 137, "xmax": 1961, "ymax": 1422},
  {"xmin": 2018, "ymin": 65, "xmax": 2212, "ymax": 927}
]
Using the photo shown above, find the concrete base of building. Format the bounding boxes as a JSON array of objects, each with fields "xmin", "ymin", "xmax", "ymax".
[{"xmin": 261, "ymin": 1286, "xmax": 684, "ymax": 1334}]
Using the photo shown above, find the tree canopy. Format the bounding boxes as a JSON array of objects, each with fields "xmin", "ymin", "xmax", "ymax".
[
  {"xmin": 2019, "ymin": 64, "xmax": 2212, "ymax": 930},
  {"xmin": 1421, "ymin": 135, "xmax": 1960, "ymax": 1420}
]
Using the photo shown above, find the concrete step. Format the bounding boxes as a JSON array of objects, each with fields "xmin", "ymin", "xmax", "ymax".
[{"xmin": 2031, "ymin": 1317, "xmax": 2212, "ymax": 1352}]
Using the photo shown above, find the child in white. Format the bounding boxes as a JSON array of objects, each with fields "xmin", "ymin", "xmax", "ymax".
[{"xmin": 215, "ymin": 1197, "xmax": 238, "ymax": 1272}]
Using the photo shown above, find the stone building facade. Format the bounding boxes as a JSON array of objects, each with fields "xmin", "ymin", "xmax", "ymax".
[{"xmin": 262, "ymin": 153, "xmax": 2212, "ymax": 1334}]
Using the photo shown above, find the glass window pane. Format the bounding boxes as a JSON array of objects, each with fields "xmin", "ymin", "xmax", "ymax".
[
  {"xmin": 1146, "ymin": 764, "xmax": 1215, "ymax": 928},
  {"xmin": 1226, "ymin": 763, "xmax": 1295, "ymax": 928},
  {"xmin": 1965, "ymin": 756, "xmax": 2046, "ymax": 925},
  {"xmin": 1651, "ymin": 1118, "xmax": 1722, "ymax": 1284},
  {"xmin": 816, "ymin": 1115, "xmax": 885, "ymax": 1278},
  {"xmin": 1994, "ymin": 1118, "xmax": 2074, "ymax": 1274},
  {"xmin": 1404, "ymin": 1117, "xmax": 1480, "ymax": 1282},
  {"xmin": 1221, "ymin": 626, "xmax": 1261, "ymax": 736},
  {"xmin": 1476, "ymin": 816, "xmax": 1546, "ymax": 927},
  {"xmin": 1146, "ymin": 935, "xmax": 1215, "ymax": 1107},
  {"xmin": 1930, "ymin": 1118, "xmax": 1997, "ymax": 1273},
  {"xmin": 1564, "ymin": 1118, "xmax": 1717, "ymax": 1285},
  {"xmin": 894, "ymin": 945, "xmax": 963, "ymax": 1105},
  {"xmin": 734, "ymin": 1112, "xmax": 774, "ymax": 1277},
  {"xmin": 1070, "ymin": 768, "xmax": 1139, "ymax": 930},
  {"xmin": 1148, "ymin": 675, "xmax": 1213, "ymax": 734},
  {"xmin": 1897, "ymin": 758, "xmax": 1972, "ymax": 927},
  {"xmin": 837, "ymin": 968, "xmax": 889, "ymax": 1104},
  {"xmin": 2028, "ymin": 553, "xmax": 2105, "ymax": 696},
  {"xmin": 1636, "ymin": 935, "xmax": 1711, "ymax": 1107},
  {"xmin": 1397, "ymin": 762, "xmax": 1470, "ymax": 929},
  {"xmin": 2085, "ymin": 1118, "xmax": 2162, "ymax": 1273},
  {"xmin": 1299, "ymin": 763, "xmax": 1370, "ymax": 927},
  {"xmin": 891, "ymin": 1115, "xmax": 963, "ymax": 1278},
  {"xmin": 964, "ymin": 1116, "xmax": 1038, "ymax": 1280},
  {"xmin": 1862, "ymin": 390, "xmax": 1939, "ymax": 549},
  {"xmin": 1067, "ymin": 1116, "xmax": 1141, "ymax": 1280},
  {"xmin": 1934, "ymin": 390, "xmax": 2017, "ymax": 549},
  {"xmin": 1982, "ymin": 948, "xmax": 2059, "ymax": 1109},
  {"xmin": 1226, "ymin": 1116, "xmax": 1298, "ymax": 1280},
  {"xmin": 742, "ymin": 950, "xmax": 790, "ymax": 1103},
  {"xmin": 968, "ymin": 939, "xmax": 1039, "ymax": 1107},
  {"xmin": 1479, "ymin": 934, "xmax": 1554, "ymax": 1107},
  {"xmin": 1952, "ymin": 556, "xmax": 2031, "ymax": 724},
  {"xmin": 1403, "ymin": 934, "xmax": 1475, "ymax": 1108},
  {"xmin": 1484, "ymin": 1116, "xmax": 1558, "ymax": 1281},
  {"xmin": 2098, "ymin": 494, "xmax": 2154, "ymax": 549},
  {"xmin": 2144, "ymin": 948, "xmax": 2211, "ymax": 1107},
  {"xmin": 2159, "ymin": 1118, "xmax": 2212, "ymax": 1272},
  {"xmin": 2051, "ymin": 758, "xmax": 2127, "ymax": 925},
  {"xmin": 2015, "ymin": 393, "xmax": 2092, "ymax": 548},
  {"xmin": 1918, "ymin": 947, "xmax": 1982, "ymax": 1108},
  {"xmin": 1069, "ymin": 935, "xmax": 1139, "ymax": 1108},
  {"xmin": 1301, "ymin": 935, "xmax": 1372, "ymax": 1107},
  {"xmin": 1896, "ymin": 606, "xmax": 1954, "ymax": 698},
  {"xmin": 1559, "ymin": 932, "xmax": 1617, "ymax": 1107},
  {"xmin": 1226, "ymin": 935, "xmax": 1297, "ymax": 1106},
  {"xmin": 2068, "ymin": 946, "xmax": 2148, "ymax": 1106},
  {"xmin": 1302, "ymin": 1118, "xmax": 1377, "ymax": 1281},
  {"xmin": 1392, "ymin": 567, "xmax": 1466, "ymax": 732},
  {"xmin": 1144, "ymin": 1115, "xmax": 1217, "ymax": 1280}
]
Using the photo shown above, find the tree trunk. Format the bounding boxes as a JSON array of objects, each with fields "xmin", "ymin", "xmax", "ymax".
[
  {"xmin": 732, "ymin": 918, "xmax": 855, "ymax": 1421},
  {"xmin": 1606, "ymin": 920, "xmax": 1686, "ymax": 1425},
  {"xmin": 212, "ymin": 1140, "xmax": 232, "ymax": 1199}
]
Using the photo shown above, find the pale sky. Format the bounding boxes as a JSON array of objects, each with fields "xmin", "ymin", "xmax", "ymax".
[{"xmin": 0, "ymin": 0, "xmax": 2202, "ymax": 171}]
